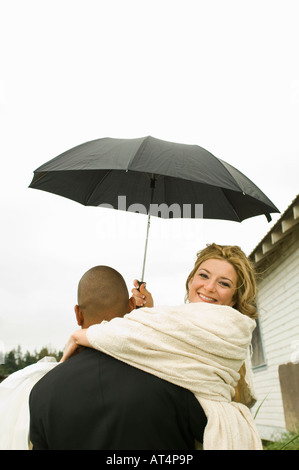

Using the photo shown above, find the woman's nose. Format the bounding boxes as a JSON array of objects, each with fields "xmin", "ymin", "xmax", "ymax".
[{"xmin": 204, "ymin": 279, "xmax": 216, "ymax": 291}]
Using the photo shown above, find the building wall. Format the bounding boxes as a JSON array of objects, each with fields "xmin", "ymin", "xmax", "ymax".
[{"xmin": 251, "ymin": 234, "xmax": 299, "ymax": 440}]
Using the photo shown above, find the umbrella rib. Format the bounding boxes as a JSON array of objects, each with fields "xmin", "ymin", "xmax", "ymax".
[
  {"xmin": 85, "ymin": 170, "xmax": 112, "ymax": 205},
  {"xmin": 30, "ymin": 171, "xmax": 49, "ymax": 186},
  {"xmin": 126, "ymin": 136, "xmax": 150, "ymax": 169},
  {"xmin": 221, "ymin": 189, "xmax": 242, "ymax": 222},
  {"xmin": 211, "ymin": 155, "xmax": 244, "ymax": 192},
  {"xmin": 85, "ymin": 137, "xmax": 150, "ymax": 205}
]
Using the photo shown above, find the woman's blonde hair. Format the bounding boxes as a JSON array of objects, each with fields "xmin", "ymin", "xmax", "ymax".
[{"xmin": 185, "ymin": 243, "xmax": 257, "ymax": 319}]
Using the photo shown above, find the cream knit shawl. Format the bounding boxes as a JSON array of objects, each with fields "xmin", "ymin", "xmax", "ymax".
[{"xmin": 86, "ymin": 303, "xmax": 263, "ymax": 450}]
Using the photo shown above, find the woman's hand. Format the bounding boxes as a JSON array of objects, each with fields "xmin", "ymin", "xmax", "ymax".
[
  {"xmin": 131, "ymin": 280, "xmax": 154, "ymax": 308},
  {"xmin": 60, "ymin": 329, "xmax": 90, "ymax": 362}
]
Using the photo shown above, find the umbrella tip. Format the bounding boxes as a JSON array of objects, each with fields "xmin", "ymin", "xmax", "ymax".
[{"xmin": 265, "ymin": 213, "xmax": 272, "ymax": 222}]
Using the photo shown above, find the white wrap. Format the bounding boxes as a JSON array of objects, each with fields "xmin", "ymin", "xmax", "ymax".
[
  {"xmin": 0, "ymin": 357, "xmax": 58, "ymax": 450},
  {"xmin": 87, "ymin": 303, "xmax": 262, "ymax": 450}
]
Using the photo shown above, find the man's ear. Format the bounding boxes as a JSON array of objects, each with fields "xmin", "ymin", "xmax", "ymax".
[
  {"xmin": 128, "ymin": 296, "xmax": 136, "ymax": 312},
  {"xmin": 74, "ymin": 305, "xmax": 84, "ymax": 326}
]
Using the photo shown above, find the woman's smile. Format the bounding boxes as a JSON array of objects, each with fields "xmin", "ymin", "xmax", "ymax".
[{"xmin": 197, "ymin": 292, "xmax": 217, "ymax": 303}]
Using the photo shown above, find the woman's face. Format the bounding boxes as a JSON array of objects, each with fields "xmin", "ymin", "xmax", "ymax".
[{"xmin": 188, "ymin": 258, "xmax": 237, "ymax": 307}]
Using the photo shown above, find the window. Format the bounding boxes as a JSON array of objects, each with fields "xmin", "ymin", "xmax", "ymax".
[{"xmin": 251, "ymin": 318, "xmax": 266, "ymax": 369}]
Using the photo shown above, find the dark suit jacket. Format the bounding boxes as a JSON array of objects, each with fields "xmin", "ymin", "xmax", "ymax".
[{"xmin": 29, "ymin": 348, "xmax": 207, "ymax": 450}]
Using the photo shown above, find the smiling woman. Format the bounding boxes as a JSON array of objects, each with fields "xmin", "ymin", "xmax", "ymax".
[
  {"xmin": 185, "ymin": 243, "xmax": 258, "ymax": 319},
  {"xmin": 187, "ymin": 258, "xmax": 238, "ymax": 307}
]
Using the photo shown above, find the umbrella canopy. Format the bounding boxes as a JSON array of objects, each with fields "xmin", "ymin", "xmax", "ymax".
[
  {"xmin": 29, "ymin": 135, "xmax": 279, "ymax": 220},
  {"xmin": 29, "ymin": 135, "xmax": 279, "ymax": 279}
]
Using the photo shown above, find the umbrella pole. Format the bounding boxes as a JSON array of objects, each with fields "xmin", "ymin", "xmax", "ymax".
[
  {"xmin": 140, "ymin": 175, "xmax": 156, "ymax": 282},
  {"xmin": 141, "ymin": 213, "xmax": 151, "ymax": 282}
]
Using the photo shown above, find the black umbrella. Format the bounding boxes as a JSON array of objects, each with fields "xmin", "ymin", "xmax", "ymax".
[{"xmin": 29, "ymin": 136, "xmax": 279, "ymax": 281}]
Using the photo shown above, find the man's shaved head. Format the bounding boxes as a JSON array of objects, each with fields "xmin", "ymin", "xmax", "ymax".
[{"xmin": 77, "ymin": 266, "xmax": 130, "ymax": 325}]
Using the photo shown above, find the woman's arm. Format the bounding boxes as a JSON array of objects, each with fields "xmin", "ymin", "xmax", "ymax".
[{"xmin": 60, "ymin": 329, "xmax": 91, "ymax": 362}]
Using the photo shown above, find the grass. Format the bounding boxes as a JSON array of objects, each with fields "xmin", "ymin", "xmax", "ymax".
[
  {"xmin": 262, "ymin": 430, "xmax": 299, "ymax": 450},
  {"xmin": 254, "ymin": 395, "xmax": 299, "ymax": 450}
]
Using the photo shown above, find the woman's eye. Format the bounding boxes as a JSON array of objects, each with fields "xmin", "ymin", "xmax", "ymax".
[
  {"xmin": 199, "ymin": 273, "xmax": 208, "ymax": 279},
  {"xmin": 219, "ymin": 281, "xmax": 230, "ymax": 288}
]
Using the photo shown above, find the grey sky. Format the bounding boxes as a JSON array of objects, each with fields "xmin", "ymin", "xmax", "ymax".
[{"xmin": 0, "ymin": 0, "xmax": 298, "ymax": 354}]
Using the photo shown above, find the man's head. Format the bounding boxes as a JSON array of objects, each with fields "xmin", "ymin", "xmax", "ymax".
[{"xmin": 75, "ymin": 266, "xmax": 135, "ymax": 328}]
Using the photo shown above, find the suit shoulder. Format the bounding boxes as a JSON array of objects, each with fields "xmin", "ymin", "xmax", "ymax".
[{"xmin": 31, "ymin": 348, "xmax": 108, "ymax": 388}]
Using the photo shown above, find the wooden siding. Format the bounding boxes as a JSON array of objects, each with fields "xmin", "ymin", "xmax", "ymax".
[{"xmin": 251, "ymin": 235, "xmax": 299, "ymax": 440}]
